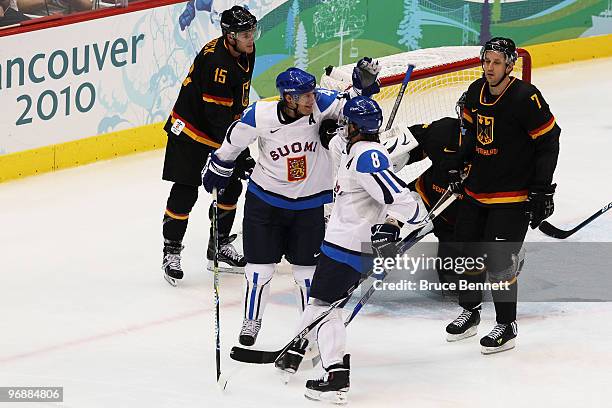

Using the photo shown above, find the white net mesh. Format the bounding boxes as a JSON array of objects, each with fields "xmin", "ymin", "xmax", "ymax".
[{"xmin": 327, "ymin": 46, "xmax": 530, "ymax": 128}]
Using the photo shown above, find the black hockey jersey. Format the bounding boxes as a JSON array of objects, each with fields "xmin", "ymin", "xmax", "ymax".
[
  {"xmin": 408, "ymin": 117, "xmax": 463, "ymax": 224},
  {"xmin": 163, "ymin": 37, "xmax": 255, "ymax": 149},
  {"xmin": 460, "ymin": 77, "xmax": 560, "ymax": 206}
]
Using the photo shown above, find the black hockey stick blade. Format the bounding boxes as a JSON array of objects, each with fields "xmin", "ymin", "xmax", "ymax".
[
  {"xmin": 538, "ymin": 221, "xmax": 573, "ymax": 239},
  {"xmin": 538, "ymin": 200, "xmax": 612, "ymax": 239},
  {"xmin": 230, "ymin": 346, "xmax": 279, "ymax": 364}
]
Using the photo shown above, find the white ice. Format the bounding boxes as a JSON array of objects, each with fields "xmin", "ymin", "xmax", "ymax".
[{"xmin": 1, "ymin": 58, "xmax": 611, "ymax": 408}]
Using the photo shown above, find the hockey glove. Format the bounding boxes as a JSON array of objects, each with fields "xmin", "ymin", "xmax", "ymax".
[
  {"xmin": 447, "ymin": 169, "xmax": 463, "ymax": 194},
  {"xmin": 319, "ymin": 119, "xmax": 341, "ymax": 149},
  {"xmin": 234, "ymin": 149, "xmax": 256, "ymax": 180},
  {"xmin": 526, "ymin": 184, "xmax": 556, "ymax": 229},
  {"xmin": 352, "ymin": 57, "xmax": 381, "ymax": 97},
  {"xmin": 202, "ymin": 152, "xmax": 234, "ymax": 194},
  {"xmin": 371, "ymin": 223, "xmax": 401, "ymax": 259}
]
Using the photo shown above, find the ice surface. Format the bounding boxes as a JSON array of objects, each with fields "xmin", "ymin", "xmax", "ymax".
[{"xmin": 1, "ymin": 58, "xmax": 611, "ymax": 408}]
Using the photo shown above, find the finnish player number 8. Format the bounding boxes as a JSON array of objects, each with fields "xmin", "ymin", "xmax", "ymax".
[{"xmin": 371, "ymin": 152, "xmax": 380, "ymax": 168}]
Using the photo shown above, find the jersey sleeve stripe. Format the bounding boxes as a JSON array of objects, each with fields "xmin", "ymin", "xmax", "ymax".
[
  {"xmin": 464, "ymin": 187, "xmax": 528, "ymax": 204},
  {"xmin": 529, "ymin": 116, "xmax": 556, "ymax": 139},
  {"xmin": 386, "ymin": 170, "xmax": 409, "ymax": 189},
  {"xmin": 379, "ymin": 171, "xmax": 401, "ymax": 193},
  {"xmin": 226, "ymin": 120, "xmax": 239, "ymax": 144},
  {"xmin": 370, "ymin": 173, "xmax": 394, "ymax": 204},
  {"xmin": 202, "ymin": 93, "xmax": 234, "ymax": 107},
  {"xmin": 415, "ymin": 176, "xmax": 431, "ymax": 208},
  {"xmin": 170, "ymin": 111, "xmax": 221, "ymax": 148},
  {"xmin": 462, "ymin": 108, "xmax": 474, "ymax": 124}
]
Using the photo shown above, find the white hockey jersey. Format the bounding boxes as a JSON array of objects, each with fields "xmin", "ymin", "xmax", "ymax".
[
  {"xmin": 215, "ymin": 89, "xmax": 347, "ymax": 210},
  {"xmin": 321, "ymin": 140, "xmax": 424, "ymax": 273}
]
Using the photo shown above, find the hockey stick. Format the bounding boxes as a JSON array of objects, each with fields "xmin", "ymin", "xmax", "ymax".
[
  {"xmin": 344, "ymin": 187, "xmax": 457, "ymax": 326},
  {"xmin": 384, "ymin": 64, "xmax": 415, "ymax": 131},
  {"xmin": 230, "ymin": 190, "xmax": 458, "ymax": 365},
  {"xmin": 230, "ymin": 292, "xmax": 354, "ymax": 364},
  {"xmin": 538, "ymin": 200, "xmax": 612, "ymax": 239},
  {"xmin": 212, "ymin": 188, "xmax": 223, "ymax": 385}
]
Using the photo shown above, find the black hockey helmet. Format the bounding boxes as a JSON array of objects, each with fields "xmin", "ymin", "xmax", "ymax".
[
  {"xmin": 220, "ymin": 6, "xmax": 257, "ymax": 36},
  {"xmin": 480, "ymin": 37, "xmax": 518, "ymax": 65}
]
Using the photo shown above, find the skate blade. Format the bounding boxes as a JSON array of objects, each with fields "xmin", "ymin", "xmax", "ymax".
[
  {"xmin": 163, "ymin": 273, "xmax": 178, "ymax": 287},
  {"xmin": 481, "ymin": 338, "xmax": 516, "ymax": 355},
  {"xmin": 277, "ymin": 369, "xmax": 292, "ymax": 385},
  {"xmin": 207, "ymin": 261, "xmax": 244, "ymax": 274},
  {"xmin": 304, "ymin": 388, "xmax": 348, "ymax": 405},
  {"xmin": 446, "ymin": 325, "xmax": 478, "ymax": 342}
]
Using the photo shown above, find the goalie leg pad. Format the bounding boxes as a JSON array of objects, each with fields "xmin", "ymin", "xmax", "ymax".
[
  {"xmin": 380, "ymin": 123, "xmax": 419, "ymax": 172},
  {"xmin": 244, "ymin": 263, "xmax": 275, "ymax": 320}
]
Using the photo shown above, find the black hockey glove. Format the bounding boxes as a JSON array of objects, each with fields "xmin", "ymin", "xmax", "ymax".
[
  {"xmin": 525, "ymin": 184, "xmax": 556, "ymax": 229},
  {"xmin": 440, "ymin": 153, "xmax": 464, "ymax": 193},
  {"xmin": 234, "ymin": 149, "xmax": 256, "ymax": 180},
  {"xmin": 447, "ymin": 169, "xmax": 463, "ymax": 194},
  {"xmin": 319, "ymin": 119, "xmax": 340, "ymax": 149},
  {"xmin": 371, "ymin": 223, "xmax": 401, "ymax": 259}
]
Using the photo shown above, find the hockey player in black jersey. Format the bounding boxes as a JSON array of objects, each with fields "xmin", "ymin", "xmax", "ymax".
[
  {"xmin": 444, "ymin": 37, "xmax": 560, "ymax": 353},
  {"xmin": 161, "ymin": 6, "xmax": 257, "ymax": 285}
]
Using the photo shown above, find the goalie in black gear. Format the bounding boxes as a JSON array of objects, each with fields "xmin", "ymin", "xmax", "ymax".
[
  {"xmin": 161, "ymin": 6, "xmax": 258, "ymax": 285},
  {"xmin": 404, "ymin": 93, "xmax": 468, "ymax": 291}
]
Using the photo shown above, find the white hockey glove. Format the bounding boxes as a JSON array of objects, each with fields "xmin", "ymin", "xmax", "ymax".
[{"xmin": 380, "ymin": 124, "xmax": 418, "ymax": 172}]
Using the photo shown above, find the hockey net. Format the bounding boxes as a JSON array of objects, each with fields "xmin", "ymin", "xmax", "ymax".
[{"xmin": 320, "ymin": 46, "xmax": 532, "ymax": 183}]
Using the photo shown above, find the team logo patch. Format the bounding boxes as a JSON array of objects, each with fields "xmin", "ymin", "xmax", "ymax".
[
  {"xmin": 171, "ymin": 119, "xmax": 185, "ymax": 135},
  {"xmin": 477, "ymin": 114, "xmax": 494, "ymax": 145},
  {"xmin": 287, "ymin": 155, "xmax": 307, "ymax": 182}
]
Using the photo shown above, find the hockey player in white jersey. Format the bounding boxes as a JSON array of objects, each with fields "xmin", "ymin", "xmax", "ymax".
[
  {"xmin": 201, "ymin": 61, "xmax": 382, "ymax": 346},
  {"xmin": 276, "ymin": 96, "xmax": 426, "ymax": 404}
]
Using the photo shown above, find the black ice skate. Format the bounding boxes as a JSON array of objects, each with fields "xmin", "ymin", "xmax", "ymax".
[
  {"xmin": 207, "ymin": 234, "xmax": 246, "ymax": 273},
  {"xmin": 446, "ymin": 308, "xmax": 480, "ymax": 342},
  {"xmin": 163, "ymin": 240, "xmax": 184, "ymax": 287},
  {"xmin": 239, "ymin": 318, "xmax": 262, "ymax": 346},
  {"xmin": 305, "ymin": 354, "xmax": 350, "ymax": 405},
  {"xmin": 480, "ymin": 321, "xmax": 517, "ymax": 354}
]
